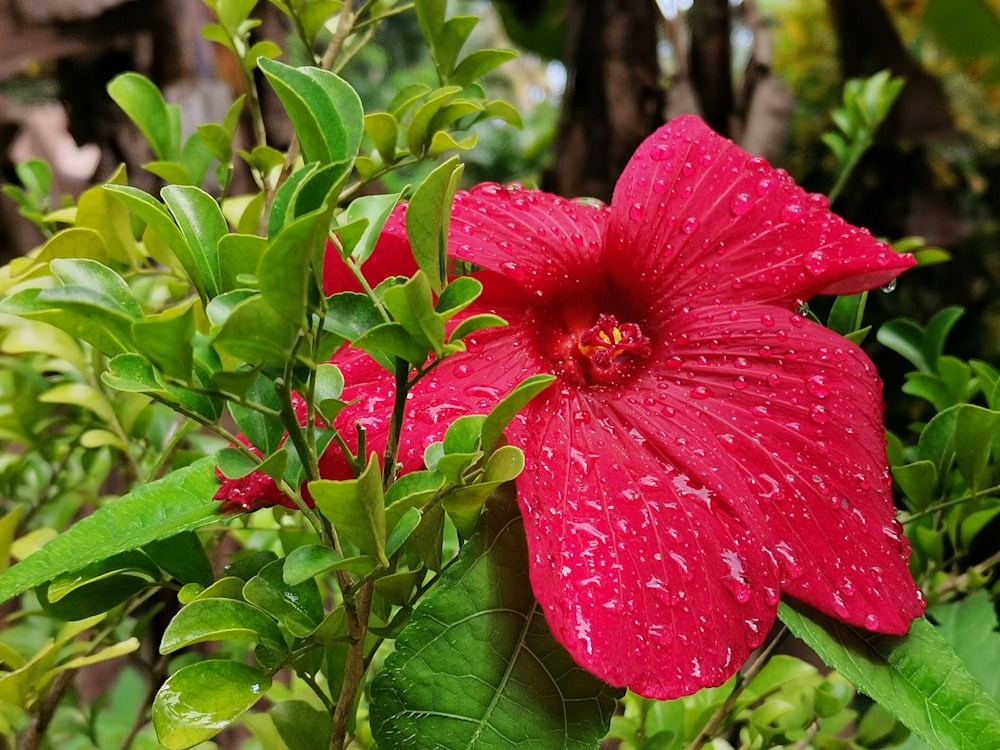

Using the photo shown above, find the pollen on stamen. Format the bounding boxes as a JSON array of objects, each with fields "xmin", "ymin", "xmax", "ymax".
[{"xmin": 571, "ymin": 313, "xmax": 651, "ymax": 386}]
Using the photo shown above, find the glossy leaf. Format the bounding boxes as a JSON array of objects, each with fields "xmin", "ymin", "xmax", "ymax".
[
  {"xmin": 310, "ymin": 453, "xmax": 389, "ymax": 567},
  {"xmin": 406, "ymin": 157, "xmax": 463, "ymax": 291},
  {"xmin": 159, "ymin": 598, "xmax": 288, "ymax": 654},
  {"xmin": 243, "ymin": 559, "xmax": 323, "ymax": 637},
  {"xmin": 370, "ymin": 492, "xmax": 621, "ymax": 749},
  {"xmin": 162, "ymin": 185, "xmax": 226, "ymax": 300},
  {"xmin": 258, "ymin": 57, "xmax": 363, "ymax": 171},
  {"xmin": 152, "ymin": 660, "xmax": 271, "ymax": 749},
  {"xmin": 779, "ymin": 602, "xmax": 1000, "ymax": 750},
  {"xmin": 107, "ymin": 72, "xmax": 180, "ymax": 161},
  {"xmin": 0, "ymin": 457, "xmax": 220, "ymax": 604},
  {"xmin": 272, "ymin": 700, "xmax": 332, "ymax": 750}
]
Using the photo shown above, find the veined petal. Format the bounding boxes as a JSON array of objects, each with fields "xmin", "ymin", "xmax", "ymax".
[
  {"xmin": 625, "ymin": 302, "xmax": 924, "ymax": 632},
  {"xmin": 449, "ymin": 184, "xmax": 608, "ymax": 301},
  {"xmin": 511, "ymin": 388, "xmax": 779, "ymax": 699},
  {"xmin": 605, "ymin": 115, "xmax": 914, "ymax": 314}
]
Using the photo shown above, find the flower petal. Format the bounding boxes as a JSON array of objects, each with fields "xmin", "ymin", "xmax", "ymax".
[
  {"xmin": 449, "ymin": 184, "xmax": 608, "ymax": 301},
  {"xmin": 625, "ymin": 302, "xmax": 924, "ymax": 633},
  {"xmin": 605, "ymin": 115, "xmax": 915, "ymax": 314},
  {"xmin": 511, "ymin": 388, "xmax": 779, "ymax": 699}
]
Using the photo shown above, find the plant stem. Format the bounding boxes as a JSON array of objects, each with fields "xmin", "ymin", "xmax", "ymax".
[
  {"xmin": 329, "ymin": 579, "xmax": 374, "ymax": 750},
  {"xmin": 683, "ymin": 625, "xmax": 788, "ymax": 750},
  {"xmin": 382, "ymin": 358, "xmax": 410, "ymax": 487}
]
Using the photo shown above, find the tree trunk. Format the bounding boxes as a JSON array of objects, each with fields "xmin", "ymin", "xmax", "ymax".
[{"xmin": 543, "ymin": 0, "xmax": 664, "ymax": 202}]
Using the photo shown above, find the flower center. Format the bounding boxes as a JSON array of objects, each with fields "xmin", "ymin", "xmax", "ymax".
[{"xmin": 571, "ymin": 313, "xmax": 651, "ymax": 386}]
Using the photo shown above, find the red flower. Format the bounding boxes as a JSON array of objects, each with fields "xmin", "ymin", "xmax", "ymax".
[{"xmin": 217, "ymin": 116, "xmax": 924, "ymax": 699}]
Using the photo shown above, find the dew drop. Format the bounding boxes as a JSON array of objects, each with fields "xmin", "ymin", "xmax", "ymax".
[
  {"xmin": 731, "ymin": 277, "xmax": 744, "ymax": 290},
  {"xmin": 453, "ymin": 363, "xmax": 474, "ymax": 379},
  {"xmin": 689, "ymin": 385, "xmax": 712, "ymax": 400},
  {"xmin": 881, "ymin": 279, "xmax": 897, "ymax": 294},
  {"xmin": 760, "ymin": 313, "xmax": 775, "ymax": 327},
  {"xmin": 729, "ymin": 192, "xmax": 753, "ymax": 216},
  {"xmin": 781, "ymin": 201, "xmax": 806, "ymax": 223},
  {"xmin": 734, "ymin": 376, "xmax": 748, "ymax": 390},
  {"xmin": 629, "ymin": 203, "xmax": 644, "ymax": 221},
  {"xmin": 756, "ymin": 175, "xmax": 777, "ymax": 196},
  {"xmin": 803, "ymin": 250, "xmax": 826, "ymax": 275},
  {"xmin": 805, "ymin": 374, "xmax": 830, "ymax": 398},
  {"xmin": 651, "ymin": 142, "xmax": 674, "ymax": 161},
  {"xmin": 864, "ymin": 613, "xmax": 881, "ymax": 630},
  {"xmin": 681, "ymin": 216, "xmax": 699, "ymax": 234},
  {"xmin": 810, "ymin": 404, "xmax": 830, "ymax": 424}
]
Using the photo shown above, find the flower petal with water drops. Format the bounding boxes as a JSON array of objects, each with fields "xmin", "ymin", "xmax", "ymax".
[
  {"xmin": 605, "ymin": 115, "xmax": 915, "ymax": 316},
  {"xmin": 511, "ymin": 387, "xmax": 780, "ymax": 700},
  {"xmin": 631, "ymin": 301, "xmax": 924, "ymax": 633},
  {"xmin": 449, "ymin": 184, "xmax": 608, "ymax": 302}
]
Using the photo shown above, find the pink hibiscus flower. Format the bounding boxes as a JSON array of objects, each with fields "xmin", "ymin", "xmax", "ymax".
[{"xmin": 217, "ymin": 115, "xmax": 925, "ymax": 699}]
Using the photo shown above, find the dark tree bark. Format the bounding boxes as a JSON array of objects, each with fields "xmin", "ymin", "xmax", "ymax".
[
  {"xmin": 828, "ymin": 0, "xmax": 954, "ymax": 143},
  {"xmin": 542, "ymin": 0, "xmax": 664, "ymax": 202},
  {"xmin": 689, "ymin": 0, "xmax": 732, "ymax": 136}
]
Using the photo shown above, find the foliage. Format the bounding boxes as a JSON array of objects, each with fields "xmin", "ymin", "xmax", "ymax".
[{"xmin": 0, "ymin": 2, "xmax": 998, "ymax": 749}]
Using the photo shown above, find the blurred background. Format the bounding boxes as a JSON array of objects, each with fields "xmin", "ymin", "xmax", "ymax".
[{"xmin": 0, "ymin": 0, "xmax": 998, "ymax": 388}]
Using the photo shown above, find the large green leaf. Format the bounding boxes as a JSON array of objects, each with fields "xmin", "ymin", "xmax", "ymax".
[
  {"xmin": 779, "ymin": 601, "xmax": 1000, "ymax": 750},
  {"xmin": 406, "ymin": 157, "xmax": 462, "ymax": 292},
  {"xmin": 258, "ymin": 58, "xmax": 363, "ymax": 170},
  {"xmin": 152, "ymin": 660, "xmax": 271, "ymax": 749},
  {"xmin": 0, "ymin": 457, "xmax": 221, "ymax": 604},
  {"xmin": 370, "ymin": 492, "xmax": 621, "ymax": 749}
]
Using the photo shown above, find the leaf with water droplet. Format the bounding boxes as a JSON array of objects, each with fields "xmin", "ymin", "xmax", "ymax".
[{"xmin": 152, "ymin": 660, "xmax": 271, "ymax": 749}]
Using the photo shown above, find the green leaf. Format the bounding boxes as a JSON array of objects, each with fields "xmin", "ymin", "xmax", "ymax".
[
  {"xmin": 107, "ymin": 73, "xmax": 180, "ymax": 160},
  {"xmin": 382, "ymin": 271, "xmax": 447, "ymax": 356},
  {"xmin": 930, "ymin": 591, "xmax": 1000, "ymax": 700},
  {"xmin": 162, "ymin": 185, "xmax": 226, "ymax": 300},
  {"xmin": 258, "ymin": 209, "xmax": 330, "ymax": 324},
  {"xmin": 243, "ymin": 559, "xmax": 323, "ymax": 637},
  {"xmin": 954, "ymin": 404, "xmax": 1000, "ymax": 492},
  {"xmin": 365, "ymin": 112, "xmax": 399, "ymax": 164},
  {"xmin": 258, "ymin": 57, "xmax": 363, "ymax": 171},
  {"xmin": 212, "ymin": 294, "xmax": 299, "ymax": 367},
  {"xmin": 339, "ymin": 191, "xmax": 404, "ymax": 265},
  {"xmin": 310, "ymin": 453, "xmax": 389, "ymax": 567},
  {"xmin": 878, "ymin": 318, "xmax": 931, "ymax": 373},
  {"xmin": 132, "ymin": 299, "xmax": 196, "ymax": 380},
  {"xmin": 406, "ymin": 157, "xmax": 463, "ymax": 292},
  {"xmin": 353, "ymin": 322, "xmax": 430, "ymax": 367},
  {"xmin": 779, "ymin": 601, "xmax": 1000, "ymax": 750},
  {"xmin": 481, "ymin": 374, "xmax": 555, "ymax": 456},
  {"xmin": 891, "ymin": 461, "xmax": 938, "ymax": 512},
  {"xmin": 0, "ymin": 457, "xmax": 220, "ymax": 604},
  {"xmin": 152, "ymin": 660, "xmax": 271, "ymax": 749},
  {"xmin": 449, "ymin": 48, "xmax": 518, "ymax": 86},
  {"xmin": 272, "ymin": 700, "xmax": 332, "ymax": 750},
  {"xmin": 229, "ymin": 374, "xmax": 283, "ymax": 454},
  {"xmin": 370, "ymin": 492, "xmax": 620, "ymax": 748},
  {"xmin": 283, "ymin": 545, "xmax": 378, "ymax": 585},
  {"xmin": 159, "ymin": 598, "xmax": 288, "ymax": 654}
]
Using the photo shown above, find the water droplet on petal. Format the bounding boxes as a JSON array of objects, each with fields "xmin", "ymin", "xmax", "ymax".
[
  {"xmin": 681, "ymin": 216, "xmax": 699, "ymax": 234},
  {"xmin": 781, "ymin": 201, "xmax": 806, "ymax": 223},
  {"xmin": 453, "ymin": 363, "xmax": 474, "ymax": 378},
  {"xmin": 651, "ymin": 142, "xmax": 674, "ymax": 161},
  {"xmin": 729, "ymin": 192, "xmax": 753, "ymax": 216},
  {"xmin": 629, "ymin": 203, "xmax": 644, "ymax": 221},
  {"xmin": 864, "ymin": 613, "xmax": 881, "ymax": 630},
  {"xmin": 805, "ymin": 374, "xmax": 830, "ymax": 398},
  {"xmin": 689, "ymin": 385, "xmax": 712, "ymax": 400},
  {"xmin": 804, "ymin": 250, "xmax": 826, "ymax": 275},
  {"xmin": 881, "ymin": 279, "xmax": 897, "ymax": 293},
  {"xmin": 810, "ymin": 404, "xmax": 830, "ymax": 424},
  {"xmin": 756, "ymin": 176, "xmax": 777, "ymax": 196}
]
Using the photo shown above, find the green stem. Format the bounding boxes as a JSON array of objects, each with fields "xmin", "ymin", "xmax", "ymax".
[
  {"xmin": 683, "ymin": 625, "xmax": 788, "ymax": 750},
  {"xmin": 382, "ymin": 358, "xmax": 411, "ymax": 487},
  {"xmin": 903, "ymin": 482, "xmax": 1000, "ymax": 523}
]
